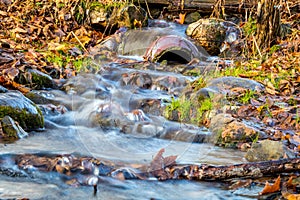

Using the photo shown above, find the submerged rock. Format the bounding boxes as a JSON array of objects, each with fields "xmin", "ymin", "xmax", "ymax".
[
  {"xmin": 0, "ymin": 90, "xmax": 44, "ymax": 130},
  {"xmin": 0, "ymin": 85, "xmax": 8, "ymax": 93}
]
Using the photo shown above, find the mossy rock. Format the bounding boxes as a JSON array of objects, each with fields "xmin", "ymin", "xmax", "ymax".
[
  {"xmin": 1, "ymin": 115, "xmax": 28, "ymax": 141},
  {"xmin": 0, "ymin": 91, "xmax": 44, "ymax": 130},
  {"xmin": 17, "ymin": 69, "xmax": 54, "ymax": 89}
]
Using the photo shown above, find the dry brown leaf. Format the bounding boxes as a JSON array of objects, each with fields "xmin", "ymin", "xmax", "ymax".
[
  {"xmin": 149, "ymin": 148, "xmax": 178, "ymax": 179},
  {"xmin": 163, "ymin": 155, "xmax": 177, "ymax": 167},
  {"xmin": 259, "ymin": 176, "xmax": 281, "ymax": 195},
  {"xmin": 150, "ymin": 148, "xmax": 164, "ymax": 172},
  {"xmin": 266, "ymin": 87, "xmax": 278, "ymax": 95}
]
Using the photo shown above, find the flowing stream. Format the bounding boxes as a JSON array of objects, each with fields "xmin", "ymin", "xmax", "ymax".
[{"xmin": 0, "ymin": 21, "xmax": 262, "ymax": 199}]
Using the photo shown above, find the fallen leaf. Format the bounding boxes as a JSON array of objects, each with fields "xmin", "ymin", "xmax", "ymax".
[
  {"xmin": 174, "ymin": 13, "xmax": 186, "ymax": 24},
  {"xmin": 282, "ymin": 192, "xmax": 300, "ymax": 200},
  {"xmin": 150, "ymin": 148, "xmax": 164, "ymax": 172},
  {"xmin": 163, "ymin": 155, "xmax": 177, "ymax": 167},
  {"xmin": 259, "ymin": 176, "xmax": 281, "ymax": 195}
]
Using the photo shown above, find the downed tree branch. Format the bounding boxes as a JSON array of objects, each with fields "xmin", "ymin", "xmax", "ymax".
[
  {"xmin": 134, "ymin": 0, "xmax": 257, "ymax": 14},
  {"xmin": 171, "ymin": 158, "xmax": 300, "ymax": 181},
  {"xmin": 3, "ymin": 149, "xmax": 299, "ymax": 183}
]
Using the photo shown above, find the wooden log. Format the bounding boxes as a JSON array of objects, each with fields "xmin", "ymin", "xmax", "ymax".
[
  {"xmin": 134, "ymin": 0, "xmax": 257, "ymax": 14},
  {"xmin": 8, "ymin": 153, "xmax": 300, "ymax": 182},
  {"xmin": 171, "ymin": 158, "xmax": 300, "ymax": 181}
]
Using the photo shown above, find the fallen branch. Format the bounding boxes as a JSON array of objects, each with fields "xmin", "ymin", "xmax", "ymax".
[
  {"xmin": 134, "ymin": 0, "xmax": 257, "ymax": 14},
  {"xmin": 6, "ymin": 149, "xmax": 300, "ymax": 182},
  {"xmin": 170, "ymin": 158, "xmax": 300, "ymax": 181}
]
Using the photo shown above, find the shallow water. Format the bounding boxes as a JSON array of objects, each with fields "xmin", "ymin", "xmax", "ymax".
[
  {"xmin": 0, "ymin": 94, "xmax": 253, "ymax": 200},
  {"xmin": 0, "ymin": 22, "xmax": 257, "ymax": 199}
]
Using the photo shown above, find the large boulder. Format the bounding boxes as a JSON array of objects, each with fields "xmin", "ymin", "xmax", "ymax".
[
  {"xmin": 186, "ymin": 18, "xmax": 242, "ymax": 56},
  {"xmin": 0, "ymin": 90, "xmax": 44, "ymax": 130}
]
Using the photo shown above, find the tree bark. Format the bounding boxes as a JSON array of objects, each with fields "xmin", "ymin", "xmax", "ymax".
[
  {"xmin": 170, "ymin": 158, "xmax": 300, "ymax": 180},
  {"xmin": 255, "ymin": 0, "xmax": 281, "ymax": 51}
]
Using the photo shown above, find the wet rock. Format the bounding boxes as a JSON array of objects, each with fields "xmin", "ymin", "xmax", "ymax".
[
  {"xmin": 129, "ymin": 98, "xmax": 164, "ymax": 116},
  {"xmin": 17, "ymin": 69, "xmax": 54, "ymax": 89},
  {"xmin": 88, "ymin": 101, "xmax": 125, "ymax": 128},
  {"xmin": 1, "ymin": 116, "xmax": 28, "ymax": 140},
  {"xmin": 152, "ymin": 75, "xmax": 188, "ymax": 93},
  {"xmin": 25, "ymin": 90, "xmax": 60, "ymax": 105},
  {"xmin": 197, "ymin": 76, "xmax": 265, "ymax": 98},
  {"xmin": 39, "ymin": 104, "xmax": 68, "ymax": 117},
  {"xmin": 209, "ymin": 113, "xmax": 260, "ymax": 147},
  {"xmin": 159, "ymin": 122, "xmax": 208, "ymax": 143},
  {"xmin": 245, "ymin": 140, "xmax": 294, "ymax": 162},
  {"xmin": 0, "ymin": 85, "xmax": 8, "ymax": 93},
  {"xmin": 62, "ymin": 74, "xmax": 111, "ymax": 99},
  {"xmin": 186, "ymin": 18, "xmax": 242, "ymax": 56},
  {"xmin": 0, "ymin": 90, "xmax": 44, "ymax": 130},
  {"xmin": 119, "ymin": 72, "xmax": 152, "ymax": 89}
]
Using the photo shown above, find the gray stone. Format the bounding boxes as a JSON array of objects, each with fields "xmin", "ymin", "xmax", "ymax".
[
  {"xmin": 0, "ymin": 90, "xmax": 44, "ymax": 130},
  {"xmin": 209, "ymin": 113, "xmax": 260, "ymax": 146},
  {"xmin": 245, "ymin": 140, "xmax": 293, "ymax": 162},
  {"xmin": 206, "ymin": 76, "xmax": 265, "ymax": 94}
]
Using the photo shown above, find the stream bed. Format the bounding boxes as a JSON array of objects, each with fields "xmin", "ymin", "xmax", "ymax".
[{"xmin": 0, "ymin": 22, "xmax": 264, "ymax": 200}]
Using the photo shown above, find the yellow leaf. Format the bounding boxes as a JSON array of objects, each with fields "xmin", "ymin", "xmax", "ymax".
[
  {"xmin": 69, "ymin": 35, "xmax": 90, "ymax": 45},
  {"xmin": 12, "ymin": 27, "xmax": 27, "ymax": 33},
  {"xmin": 282, "ymin": 192, "xmax": 300, "ymax": 200},
  {"xmin": 48, "ymin": 42, "xmax": 67, "ymax": 51}
]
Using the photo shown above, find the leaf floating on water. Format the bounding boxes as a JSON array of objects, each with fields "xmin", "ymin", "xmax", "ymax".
[
  {"xmin": 259, "ymin": 176, "xmax": 281, "ymax": 195},
  {"xmin": 163, "ymin": 155, "xmax": 177, "ymax": 167},
  {"xmin": 150, "ymin": 148, "xmax": 165, "ymax": 172},
  {"xmin": 149, "ymin": 148, "xmax": 177, "ymax": 180}
]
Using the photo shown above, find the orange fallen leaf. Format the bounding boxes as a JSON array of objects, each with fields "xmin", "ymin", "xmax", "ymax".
[
  {"xmin": 259, "ymin": 176, "xmax": 281, "ymax": 195},
  {"xmin": 282, "ymin": 192, "xmax": 300, "ymax": 200},
  {"xmin": 174, "ymin": 13, "xmax": 186, "ymax": 24}
]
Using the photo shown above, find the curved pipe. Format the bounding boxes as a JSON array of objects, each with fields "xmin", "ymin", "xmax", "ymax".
[{"xmin": 143, "ymin": 35, "xmax": 207, "ymax": 63}]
